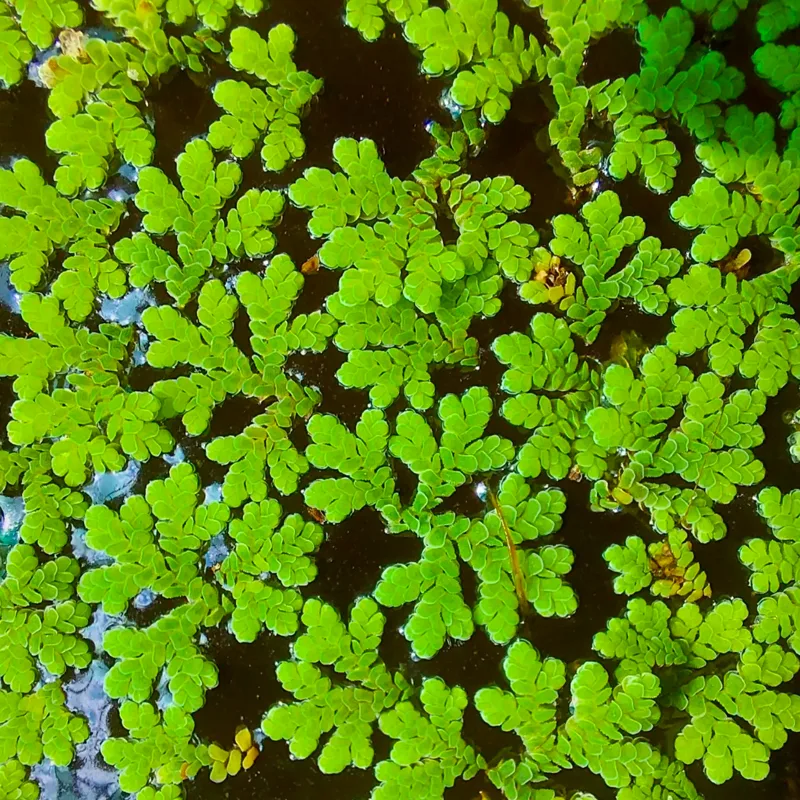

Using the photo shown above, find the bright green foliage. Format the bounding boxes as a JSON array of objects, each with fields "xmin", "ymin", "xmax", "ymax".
[
  {"xmin": 90, "ymin": 0, "xmax": 225, "ymax": 75},
  {"xmin": 672, "ymin": 178, "xmax": 787, "ymax": 262},
  {"xmin": 667, "ymin": 262, "xmax": 800, "ymax": 391},
  {"xmin": 289, "ymin": 137, "xmax": 398, "ymax": 239},
  {"xmin": 0, "ymin": 682, "xmax": 88, "ymax": 767},
  {"xmin": 389, "ymin": 386, "xmax": 513, "ymax": 511},
  {"xmin": 590, "ymin": 7, "xmax": 743, "ymax": 191},
  {"xmin": 373, "ymin": 677, "xmax": 485, "ymax": 799},
  {"xmin": 345, "ymin": 0, "xmax": 426, "ymax": 41},
  {"xmin": 3, "ymin": 0, "xmax": 81, "ymax": 62},
  {"xmin": 493, "ymin": 312, "xmax": 602, "ymax": 480},
  {"xmin": 207, "ymin": 404, "xmax": 315, "ymax": 501},
  {"xmin": 534, "ymin": 192, "xmax": 682, "ymax": 343},
  {"xmin": 115, "ymin": 139, "xmax": 283, "ymax": 306},
  {"xmin": 0, "ymin": 157, "xmax": 124, "ymax": 298},
  {"xmin": 0, "ymin": 545, "xmax": 90, "ymax": 693},
  {"xmin": 209, "ymin": 26, "xmax": 322, "ymax": 171},
  {"xmin": 691, "ymin": 108, "xmax": 800, "ymax": 248},
  {"xmin": 8, "ymin": 372, "xmax": 173, "ymax": 492},
  {"xmin": 78, "ymin": 462, "xmax": 229, "ymax": 614},
  {"xmin": 322, "ymin": 131, "xmax": 501, "ymax": 410},
  {"xmin": 144, "ymin": 258, "xmax": 332, "ymax": 479},
  {"xmin": 0, "ymin": 758, "xmax": 39, "ymax": 800},
  {"xmin": 0, "ymin": 294, "xmax": 173, "ymax": 500},
  {"xmin": 0, "ymin": 447, "xmax": 91, "ymax": 556},
  {"xmin": 102, "ymin": 590, "xmax": 225, "ymax": 713},
  {"xmin": 558, "ymin": 661, "xmax": 663, "ymax": 788},
  {"xmin": 40, "ymin": 36, "xmax": 161, "ymax": 195},
  {"xmin": 304, "ymin": 409, "xmax": 394, "ymax": 523},
  {"xmin": 400, "ymin": 0, "xmax": 544, "ymax": 123},
  {"xmin": 605, "ymin": 112, "xmax": 680, "ymax": 193},
  {"xmin": 328, "ymin": 292, "xmax": 477, "ymax": 411},
  {"xmin": 673, "ymin": 646, "xmax": 800, "ymax": 783},
  {"xmin": 753, "ymin": 587, "xmax": 800, "ymax": 656},
  {"xmin": 757, "ymin": 0, "xmax": 800, "ymax": 42},
  {"xmin": 0, "ymin": 294, "xmax": 172, "ymax": 554},
  {"xmin": 754, "ymin": 44, "xmax": 800, "ymax": 94},
  {"xmin": 532, "ymin": 0, "xmax": 648, "ymax": 186},
  {"xmin": 374, "ymin": 511, "xmax": 474, "ymax": 659},
  {"xmin": 0, "ymin": 4, "xmax": 33, "ymax": 88},
  {"xmin": 681, "ymin": 0, "xmax": 747, "ymax": 31},
  {"xmin": 594, "ymin": 598, "xmax": 697, "ymax": 680},
  {"xmin": 79, "ymin": 465, "xmax": 230, "ymax": 713},
  {"xmin": 604, "ymin": 537, "xmax": 651, "ymax": 596},
  {"xmin": 460, "ymin": 476, "xmax": 574, "ymax": 644},
  {"xmin": 262, "ymin": 598, "xmax": 410, "ymax": 774},
  {"xmin": 586, "ymin": 346, "xmax": 766, "ymax": 515},
  {"xmin": 2, "ymin": 0, "xmax": 800, "ymax": 795},
  {"xmin": 101, "ymin": 701, "xmax": 209, "ymax": 794},
  {"xmin": 593, "ymin": 598, "xmax": 753, "ymax": 680},
  {"xmin": 753, "ymin": 44, "xmax": 800, "ymax": 129},
  {"xmin": 475, "ymin": 640, "xmax": 568, "ymax": 791},
  {"xmin": 137, "ymin": 787, "xmax": 183, "ymax": 800},
  {"xmin": 740, "ymin": 486, "xmax": 800, "ymax": 594},
  {"xmin": 291, "ymin": 133, "xmax": 539, "ymax": 320},
  {"xmin": 604, "ymin": 532, "xmax": 710, "ymax": 602},
  {"xmin": 95, "ymin": 0, "xmax": 262, "ymax": 34},
  {"xmin": 594, "ymin": 599, "xmax": 797, "ymax": 786},
  {"xmin": 218, "ymin": 499, "xmax": 323, "ymax": 640}
]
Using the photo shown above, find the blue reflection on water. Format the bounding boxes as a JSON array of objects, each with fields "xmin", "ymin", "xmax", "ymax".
[
  {"xmin": 99, "ymin": 288, "xmax": 153, "ymax": 327},
  {"xmin": 0, "ymin": 265, "xmax": 21, "ymax": 313},
  {"xmin": 83, "ymin": 461, "xmax": 141, "ymax": 506},
  {"xmin": 34, "ymin": 659, "xmax": 122, "ymax": 800}
]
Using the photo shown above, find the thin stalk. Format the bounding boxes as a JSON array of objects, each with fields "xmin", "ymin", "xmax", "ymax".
[{"xmin": 487, "ymin": 484, "xmax": 529, "ymax": 618}]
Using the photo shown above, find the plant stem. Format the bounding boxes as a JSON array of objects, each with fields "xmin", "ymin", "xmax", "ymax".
[{"xmin": 487, "ymin": 484, "xmax": 529, "ymax": 618}]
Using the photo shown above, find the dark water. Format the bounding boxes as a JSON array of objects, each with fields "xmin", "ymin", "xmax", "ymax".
[{"xmin": 1, "ymin": 1, "xmax": 800, "ymax": 799}]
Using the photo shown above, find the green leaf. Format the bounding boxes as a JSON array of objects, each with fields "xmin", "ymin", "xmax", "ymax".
[
  {"xmin": 262, "ymin": 598, "xmax": 409, "ymax": 772},
  {"xmin": 374, "ymin": 677, "xmax": 485, "ymax": 799}
]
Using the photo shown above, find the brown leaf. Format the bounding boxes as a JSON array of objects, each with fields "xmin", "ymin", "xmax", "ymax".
[{"xmin": 302, "ymin": 254, "xmax": 320, "ymax": 274}]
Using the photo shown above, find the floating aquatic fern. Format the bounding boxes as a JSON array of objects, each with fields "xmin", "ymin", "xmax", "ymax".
[
  {"xmin": 373, "ymin": 511, "xmax": 475, "ymax": 659},
  {"xmin": 666, "ymin": 260, "xmax": 800, "ymax": 392},
  {"xmin": 531, "ymin": 0, "xmax": 649, "ymax": 186},
  {"xmin": 262, "ymin": 597, "xmax": 410, "ymax": 773},
  {"xmin": 115, "ymin": 138, "xmax": 286, "ymax": 306},
  {"xmin": 525, "ymin": 192, "xmax": 683, "ymax": 343},
  {"xmin": 475, "ymin": 639, "xmax": 568, "ymax": 794},
  {"xmin": 217, "ymin": 498, "xmax": 322, "ymax": 639},
  {"xmin": 40, "ymin": 34, "xmax": 158, "ymax": 196},
  {"xmin": 0, "ymin": 158, "xmax": 125, "ymax": 301},
  {"xmin": 0, "ymin": 682, "xmax": 88, "ymax": 768},
  {"xmin": 208, "ymin": 25, "xmax": 322, "ymax": 171},
  {"xmin": 0, "ymin": 544, "xmax": 90, "ymax": 693},
  {"xmin": 292, "ymin": 130, "xmax": 538, "ymax": 316},
  {"xmin": 374, "ymin": 676, "xmax": 485, "ymax": 799},
  {"xmin": 144, "ymin": 256, "xmax": 334, "ymax": 494},
  {"xmin": 0, "ymin": 0, "xmax": 800, "ymax": 797},
  {"xmin": 590, "ymin": 7, "xmax": 744, "ymax": 192},
  {"xmin": 101, "ymin": 700, "xmax": 210, "ymax": 793},
  {"xmin": 348, "ymin": 0, "xmax": 544, "ymax": 123},
  {"xmin": 0, "ymin": 0, "xmax": 81, "ymax": 88},
  {"xmin": 493, "ymin": 311, "xmax": 602, "ymax": 480},
  {"xmin": 587, "ymin": 345, "xmax": 766, "ymax": 526},
  {"xmin": 463, "ymin": 475, "xmax": 574, "ymax": 643}
]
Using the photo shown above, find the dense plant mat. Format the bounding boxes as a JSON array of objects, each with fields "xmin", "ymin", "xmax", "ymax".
[{"xmin": 1, "ymin": 0, "xmax": 800, "ymax": 799}]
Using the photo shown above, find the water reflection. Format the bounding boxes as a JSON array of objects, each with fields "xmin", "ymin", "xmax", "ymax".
[
  {"xmin": 0, "ymin": 265, "xmax": 21, "ymax": 313},
  {"xmin": 33, "ymin": 660, "xmax": 121, "ymax": 800},
  {"xmin": 83, "ymin": 460, "xmax": 141, "ymax": 506},
  {"xmin": 99, "ymin": 288, "xmax": 154, "ymax": 327}
]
